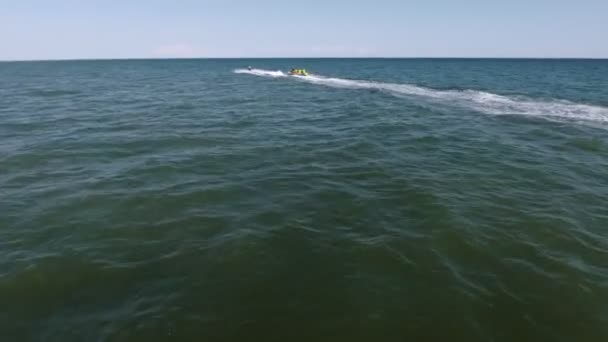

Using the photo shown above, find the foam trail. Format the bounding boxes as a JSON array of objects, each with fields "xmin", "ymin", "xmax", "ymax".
[
  {"xmin": 234, "ymin": 69, "xmax": 608, "ymax": 124},
  {"xmin": 234, "ymin": 68, "xmax": 286, "ymax": 78}
]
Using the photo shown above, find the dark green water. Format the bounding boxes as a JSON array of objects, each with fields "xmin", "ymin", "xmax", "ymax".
[{"xmin": 1, "ymin": 59, "xmax": 608, "ymax": 341}]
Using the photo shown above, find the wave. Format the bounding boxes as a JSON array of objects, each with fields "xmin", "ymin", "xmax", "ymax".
[
  {"xmin": 234, "ymin": 68, "xmax": 286, "ymax": 78},
  {"xmin": 234, "ymin": 68, "xmax": 608, "ymax": 124}
]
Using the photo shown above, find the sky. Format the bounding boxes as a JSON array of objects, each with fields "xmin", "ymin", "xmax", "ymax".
[{"xmin": 1, "ymin": 0, "xmax": 607, "ymax": 60}]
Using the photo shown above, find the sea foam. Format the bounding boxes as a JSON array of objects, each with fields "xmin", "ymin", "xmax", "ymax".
[{"xmin": 235, "ymin": 69, "xmax": 608, "ymax": 124}]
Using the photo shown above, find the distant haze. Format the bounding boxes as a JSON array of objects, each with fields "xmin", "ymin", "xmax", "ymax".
[{"xmin": 2, "ymin": 0, "xmax": 607, "ymax": 60}]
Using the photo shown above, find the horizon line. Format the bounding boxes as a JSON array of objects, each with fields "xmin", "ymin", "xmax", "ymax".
[{"xmin": 2, "ymin": 56, "xmax": 608, "ymax": 62}]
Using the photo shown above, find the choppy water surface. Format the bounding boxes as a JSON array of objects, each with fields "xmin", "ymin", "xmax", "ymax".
[{"xmin": 1, "ymin": 59, "xmax": 608, "ymax": 341}]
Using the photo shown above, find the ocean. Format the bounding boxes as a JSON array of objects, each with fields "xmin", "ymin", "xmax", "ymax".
[{"xmin": 1, "ymin": 58, "xmax": 607, "ymax": 341}]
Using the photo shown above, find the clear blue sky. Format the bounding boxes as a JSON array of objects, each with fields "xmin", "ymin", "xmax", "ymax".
[{"xmin": 1, "ymin": 0, "xmax": 607, "ymax": 60}]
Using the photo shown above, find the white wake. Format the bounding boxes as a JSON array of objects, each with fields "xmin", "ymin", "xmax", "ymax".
[
  {"xmin": 234, "ymin": 68, "xmax": 286, "ymax": 78},
  {"xmin": 234, "ymin": 68, "xmax": 608, "ymax": 124}
]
